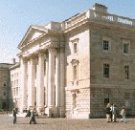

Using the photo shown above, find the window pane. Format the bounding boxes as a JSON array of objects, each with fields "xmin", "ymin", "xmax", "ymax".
[
  {"xmin": 123, "ymin": 43, "xmax": 129, "ymax": 53},
  {"xmin": 73, "ymin": 66, "xmax": 77, "ymax": 80},
  {"xmin": 124, "ymin": 65, "xmax": 129, "ymax": 79},
  {"xmin": 73, "ymin": 43, "xmax": 77, "ymax": 53},
  {"xmin": 103, "ymin": 64, "xmax": 109, "ymax": 78},
  {"xmin": 103, "ymin": 40, "xmax": 109, "ymax": 50}
]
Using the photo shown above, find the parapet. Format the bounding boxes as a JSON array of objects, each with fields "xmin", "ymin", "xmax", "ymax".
[{"xmin": 92, "ymin": 3, "xmax": 108, "ymax": 14}]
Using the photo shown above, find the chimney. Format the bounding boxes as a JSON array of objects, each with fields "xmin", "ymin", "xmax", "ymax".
[{"xmin": 92, "ymin": 3, "xmax": 108, "ymax": 13}]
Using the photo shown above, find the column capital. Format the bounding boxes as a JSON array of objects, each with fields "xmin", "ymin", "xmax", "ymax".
[
  {"xmin": 38, "ymin": 51, "xmax": 45, "ymax": 58},
  {"xmin": 29, "ymin": 57, "xmax": 38, "ymax": 65},
  {"xmin": 48, "ymin": 47, "xmax": 57, "ymax": 53},
  {"xmin": 20, "ymin": 58, "xmax": 28, "ymax": 66},
  {"xmin": 23, "ymin": 58, "xmax": 28, "ymax": 63}
]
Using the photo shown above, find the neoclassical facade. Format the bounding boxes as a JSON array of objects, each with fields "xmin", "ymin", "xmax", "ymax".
[
  {"xmin": 18, "ymin": 25, "xmax": 65, "ymax": 117},
  {"xmin": 10, "ymin": 62, "xmax": 21, "ymax": 109},
  {"xmin": 14, "ymin": 3, "xmax": 135, "ymax": 118}
]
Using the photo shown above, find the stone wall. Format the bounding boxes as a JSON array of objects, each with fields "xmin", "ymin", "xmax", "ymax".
[
  {"xmin": 0, "ymin": 64, "xmax": 12, "ymax": 111},
  {"xmin": 90, "ymin": 86, "xmax": 135, "ymax": 117},
  {"xmin": 65, "ymin": 25, "xmax": 90, "ymax": 119},
  {"xmin": 89, "ymin": 23, "xmax": 135, "ymax": 117}
]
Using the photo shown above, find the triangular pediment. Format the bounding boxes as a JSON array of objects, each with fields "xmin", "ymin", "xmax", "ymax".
[
  {"xmin": 18, "ymin": 25, "xmax": 49, "ymax": 49},
  {"xmin": 28, "ymin": 30, "xmax": 43, "ymax": 42}
]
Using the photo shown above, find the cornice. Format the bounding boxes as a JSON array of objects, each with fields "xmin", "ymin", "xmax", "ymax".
[
  {"xmin": 19, "ymin": 33, "xmax": 46, "ymax": 50},
  {"xmin": 89, "ymin": 20, "xmax": 135, "ymax": 33},
  {"xmin": 64, "ymin": 19, "xmax": 89, "ymax": 33}
]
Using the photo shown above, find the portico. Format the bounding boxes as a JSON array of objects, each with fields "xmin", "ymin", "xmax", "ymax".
[{"xmin": 18, "ymin": 24, "xmax": 65, "ymax": 117}]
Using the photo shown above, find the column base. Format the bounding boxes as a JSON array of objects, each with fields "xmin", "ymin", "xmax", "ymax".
[
  {"xmin": 20, "ymin": 106, "xmax": 27, "ymax": 113},
  {"xmin": 45, "ymin": 107, "xmax": 61, "ymax": 117},
  {"xmin": 59, "ymin": 107, "xmax": 65, "ymax": 117},
  {"xmin": 37, "ymin": 106, "xmax": 44, "ymax": 115}
]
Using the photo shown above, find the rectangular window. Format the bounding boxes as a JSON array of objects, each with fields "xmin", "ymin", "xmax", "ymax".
[
  {"xmin": 73, "ymin": 43, "xmax": 77, "ymax": 53},
  {"xmin": 124, "ymin": 65, "xmax": 129, "ymax": 79},
  {"xmin": 123, "ymin": 43, "xmax": 129, "ymax": 53},
  {"xmin": 103, "ymin": 40, "xmax": 109, "ymax": 50},
  {"xmin": 70, "ymin": 38, "xmax": 79, "ymax": 54},
  {"xmin": 103, "ymin": 64, "xmax": 110, "ymax": 78},
  {"xmin": 73, "ymin": 66, "xmax": 77, "ymax": 80}
]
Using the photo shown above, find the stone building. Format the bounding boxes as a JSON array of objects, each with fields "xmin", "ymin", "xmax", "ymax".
[
  {"xmin": 10, "ymin": 62, "xmax": 21, "ymax": 109},
  {"xmin": 0, "ymin": 63, "xmax": 13, "ymax": 111},
  {"xmin": 15, "ymin": 3, "xmax": 135, "ymax": 118}
]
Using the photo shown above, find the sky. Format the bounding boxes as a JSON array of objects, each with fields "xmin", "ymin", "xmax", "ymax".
[{"xmin": 0, "ymin": 0, "xmax": 134, "ymax": 63}]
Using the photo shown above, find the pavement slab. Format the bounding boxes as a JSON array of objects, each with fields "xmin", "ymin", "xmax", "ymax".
[{"xmin": 0, "ymin": 115, "xmax": 135, "ymax": 130}]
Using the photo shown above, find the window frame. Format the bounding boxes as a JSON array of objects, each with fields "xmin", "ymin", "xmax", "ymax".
[
  {"xmin": 124, "ymin": 65, "xmax": 129, "ymax": 79},
  {"xmin": 70, "ymin": 38, "xmax": 79, "ymax": 54},
  {"xmin": 102, "ymin": 37, "xmax": 111, "ymax": 51},
  {"xmin": 103, "ymin": 63, "xmax": 110, "ymax": 78},
  {"xmin": 123, "ymin": 40, "xmax": 130, "ymax": 54}
]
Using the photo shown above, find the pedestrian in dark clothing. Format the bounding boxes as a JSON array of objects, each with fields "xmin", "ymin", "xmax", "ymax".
[
  {"xmin": 110, "ymin": 104, "xmax": 113, "ymax": 122},
  {"xmin": 106, "ymin": 103, "xmax": 111, "ymax": 122},
  {"xmin": 26, "ymin": 109, "xmax": 31, "ymax": 117},
  {"xmin": 29, "ymin": 109, "xmax": 37, "ymax": 124},
  {"xmin": 13, "ymin": 108, "xmax": 17, "ymax": 124}
]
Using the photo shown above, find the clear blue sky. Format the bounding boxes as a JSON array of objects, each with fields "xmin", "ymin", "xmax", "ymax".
[{"xmin": 0, "ymin": 0, "xmax": 134, "ymax": 63}]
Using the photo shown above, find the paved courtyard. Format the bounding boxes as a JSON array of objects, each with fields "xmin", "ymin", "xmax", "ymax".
[{"xmin": 0, "ymin": 114, "xmax": 135, "ymax": 130}]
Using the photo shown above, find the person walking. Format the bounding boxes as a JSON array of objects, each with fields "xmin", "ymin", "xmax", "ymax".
[
  {"xmin": 106, "ymin": 103, "xmax": 111, "ymax": 122},
  {"xmin": 26, "ymin": 108, "xmax": 31, "ymax": 117},
  {"xmin": 111, "ymin": 104, "xmax": 117, "ymax": 122},
  {"xmin": 29, "ymin": 108, "xmax": 37, "ymax": 124},
  {"xmin": 13, "ymin": 108, "xmax": 17, "ymax": 124},
  {"xmin": 120, "ymin": 106, "xmax": 127, "ymax": 123},
  {"xmin": 110, "ymin": 104, "xmax": 113, "ymax": 122}
]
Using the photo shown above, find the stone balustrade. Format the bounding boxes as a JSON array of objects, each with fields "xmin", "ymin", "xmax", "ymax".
[
  {"xmin": 89, "ymin": 9, "xmax": 135, "ymax": 26},
  {"xmin": 65, "ymin": 12, "xmax": 88, "ymax": 29},
  {"xmin": 64, "ymin": 9, "xmax": 135, "ymax": 29}
]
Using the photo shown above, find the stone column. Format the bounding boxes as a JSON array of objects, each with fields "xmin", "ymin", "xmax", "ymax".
[
  {"xmin": 37, "ymin": 52, "xmax": 44, "ymax": 112},
  {"xmin": 55, "ymin": 51, "xmax": 60, "ymax": 110},
  {"xmin": 27, "ymin": 58, "xmax": 36, "ymax": 108},
  {"xmin": 45, "ymin": 56, "xmax": 48, "ymax": 107},
  {"xmin": 20, "ymin": 58, "xmax": 27, "ymax": 112},
  {"xmin": 59, "ymin": 48, "xmax": 65, "ymax": 117},
  {"xmin": 48, "ymin": 48, "xmax": 56, "ymax": 116}
]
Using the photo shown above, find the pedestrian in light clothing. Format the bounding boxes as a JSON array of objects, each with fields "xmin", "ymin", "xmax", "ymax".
[
  {"xmin": 29, "ymin": 109, "xmax": 37, "ymax": 124},
  {"xmin": 106, "ymin": 103, "xmax": 111, "ymax": 122},
  {"xmin": 111, "ymin": 104, "xmax": 117, "ymax": 122},
  {"xmin": 120, "ymin": 106, "xmax": 127, "ymax": 123},
  {"xmin": 13, "ymin": 108, "xmax": 17, "ymax": 124}
]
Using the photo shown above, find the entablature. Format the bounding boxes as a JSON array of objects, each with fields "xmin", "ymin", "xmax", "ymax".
[{"xmin": 19, "ymin": 40, "xmax": 64, "ymax": 59}]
